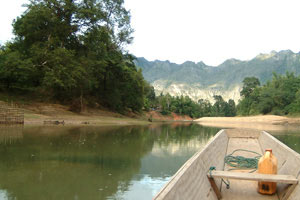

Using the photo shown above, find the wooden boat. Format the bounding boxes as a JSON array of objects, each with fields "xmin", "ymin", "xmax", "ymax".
[
  {"xmin": 154, "ymin": 129, "xmax": 300, "ymax": 200},
  {"xmin": 43, "ymin": 120, "xmax": 65, "ymax": 125}
]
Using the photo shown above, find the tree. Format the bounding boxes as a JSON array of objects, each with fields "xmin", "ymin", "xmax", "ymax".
[
  {"xmin": 240, "ymin": 77, "xmax": 260, "ymax": 98},
  {"xmin": 287, "ymin": 90, "xmax": 300, "ymax": 113},
  {"xmin": 0, "ymin": 44, "xmax": 34, "ymax": 90},
  {"xmin": 226, "ymin": 99, "xmax": 236, "ymax": 116},
  {"xmin": 198, "ymin": 99, "xmax": 212, "ymax": 117},
  {"xmin": 211, "ymin": 95, "xmax": 226, "ymax": 116},
  {"xmin": 0, "ymin": 0, "xmax": 146, "ymax": 112},
  {"xmin": 159, "ymin": 93, "xmax": 172, "ymax": 115},
  {"xmin": 143, "ymin": 83, "xmax": 156, "ymax": 111},
  {"xmin": 237, "ymin": 72, "xmax": 300, "ymax": 116},
  {"xmin": 237, "ymin": 77, "xmax": 261, "ymax": 115}
]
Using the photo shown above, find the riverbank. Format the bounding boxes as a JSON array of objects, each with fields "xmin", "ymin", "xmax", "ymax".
[
  {"xmin": 195, "ymin": 115, "xmax": 300, "ymax": 131},
  {"xmin": 21, "ymin": 103, "xmax": 192, "ymax": 125}
]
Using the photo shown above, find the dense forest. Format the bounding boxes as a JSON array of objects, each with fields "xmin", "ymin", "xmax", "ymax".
[
  {"xmin": 0, "ymin": 0, "xmax": 149, "ymax": 113},
  {"xmin": 237, "ymin": 72, "xmax": 300, "ymax": 116}
]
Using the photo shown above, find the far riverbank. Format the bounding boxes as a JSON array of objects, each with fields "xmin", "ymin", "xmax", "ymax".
[{"xmin": 195, "ymin": 115, "xmax": 300, "ymax": 131}]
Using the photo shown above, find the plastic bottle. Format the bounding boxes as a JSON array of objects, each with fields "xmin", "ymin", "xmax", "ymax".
[{"xmin": 258, "ymin": 149, "xmax": 278, "ymax": 195}]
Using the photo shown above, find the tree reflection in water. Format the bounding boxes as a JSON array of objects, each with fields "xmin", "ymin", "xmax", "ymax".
[{"xmin": 0, "ymin": 123, "xmax": 220, "ymax": 200}]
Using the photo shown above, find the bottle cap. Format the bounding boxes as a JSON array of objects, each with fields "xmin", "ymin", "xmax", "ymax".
[{"xmin": 265, "ymin": 148, "xmax": 272, "ymax": 153}]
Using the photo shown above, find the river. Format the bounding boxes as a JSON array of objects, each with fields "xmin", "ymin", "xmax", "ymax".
[{"xmin": 0, "ymin": 123, "xmax": 299, "ymax": 200}]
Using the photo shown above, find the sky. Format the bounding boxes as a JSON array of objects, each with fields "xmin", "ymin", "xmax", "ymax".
[
  {"xmin": 0, "ymin": 0, "xmax": 28, "ymax": 44},
  {"xmin": 1, "ymin": 0, "xmax": 300, "ymax": 66}
]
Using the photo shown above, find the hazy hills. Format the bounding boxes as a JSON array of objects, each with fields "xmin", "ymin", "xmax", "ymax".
[{"xmin": 135, "ymin": 50, "xmax": 300, "ymax": 102}]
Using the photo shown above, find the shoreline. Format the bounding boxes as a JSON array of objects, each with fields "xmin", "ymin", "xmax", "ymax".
[
  {"xmin": 5, "ymin": 100, "xmax": 300, "ymax": 128},
  {"xmin": 22, "ymin": 106, "xmax": 193, "ymax": 126},
  {"xmin": 195, "ymin": 115, "xmax": 300, "ymax": 131},
  {"xmin": 0, "ymin": 101, "xmax": 193, "ymax": 126},
  {"xmin": 24, "ymin": 113, "xmax": 190, "ymax": 126}
]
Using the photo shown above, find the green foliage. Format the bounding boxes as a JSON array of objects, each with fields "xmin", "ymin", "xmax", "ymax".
[
  {"xmin": 143, "ymin": 83, "xmax": 156, "ymax": 111},
  {"xmin": 227, "ymin": 99, "xmax": 237, "ymax": 117},
  {"xmin": 286, "ymin": 90, "xmax": 300, "ymax": 113},
  {"xmin": 146, "ymin": 92, "xmax": 236, "ymax": 118},
  {"xmin": 0, "ymin": 0, "xmax": 145, "ymax": 112},
  {"xmin": 197, "ymin": 99, "xmax": 212, "ymax": 117},
  {"xmin": 210, "ymin": 95, "xmax": 236, "ymax": 117},
  {"xmin": 237, "ymin": 72, "xmax": 300, "ymax": 115},
  {"xmin": 0, "ymin": 45, "xmax": 34, "ymax": 90},
  {"xmin": 240, "ymin": 77, "xmax": 260, "ymax": 98}
]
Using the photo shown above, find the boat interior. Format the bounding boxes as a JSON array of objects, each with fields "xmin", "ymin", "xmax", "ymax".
[{"xmin": 154, "ymin": 129, "xmax": 300, "ymax": 200}]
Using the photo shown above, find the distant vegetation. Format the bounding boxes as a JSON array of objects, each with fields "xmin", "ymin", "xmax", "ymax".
[
  {"xmin": 146, "ymin": 72, "xmax": 300, "ymax": 118},
  {"xmin": 144, "ymin": 86, "xmax": 236, "ymax": 118},
  {"xmin": 0, "ymin": 0, "xmax": 149, "ymax": 113},
  {"xmin": 237, "ymin": 72, "xmax": 300, "ymax": 116}
]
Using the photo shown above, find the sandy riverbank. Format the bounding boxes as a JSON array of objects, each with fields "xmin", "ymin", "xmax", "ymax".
[
  {"xmin": 25, "ymin": 113, "xmax": 151, "ymax": 126},
  {"xmin": 195, "ymin": 115, "xmax": 300, "ymax": 131},
  {"xmin": 21, "ymin": 103, "xmax": 192, "ymax": 126}
]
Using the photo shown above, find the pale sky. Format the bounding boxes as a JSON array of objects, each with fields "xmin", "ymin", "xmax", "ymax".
[
  {"xmin": 0, "ymin": 0, "xmax": 28, "ymax": 44},
  {"xmin": 1, "ymin": 0, "xmax": 300, "ymax": 66}
]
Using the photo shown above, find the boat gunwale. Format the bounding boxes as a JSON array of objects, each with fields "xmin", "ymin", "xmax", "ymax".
[
  {"xmin": 153, "ymin": 129, "xmax": 226, "ymax": 199},
  {"xmin": 261, "ymin": 131, "xmax": 300, "ymax": 161}
]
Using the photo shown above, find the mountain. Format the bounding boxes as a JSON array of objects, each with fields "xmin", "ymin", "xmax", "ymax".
[{"xmin": 135, "ymin": 50, "xmax": 300, "ymax": 103}]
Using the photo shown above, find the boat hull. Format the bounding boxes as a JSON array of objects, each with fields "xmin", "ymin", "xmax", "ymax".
[{"xmin": 154, "ymin": 129, "xmax": 300, "ymax": 200}]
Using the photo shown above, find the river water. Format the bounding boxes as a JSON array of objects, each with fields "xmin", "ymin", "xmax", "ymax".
[{"xmin": 0, "ymin": 123, "xmax": 299, "ymax": 200}]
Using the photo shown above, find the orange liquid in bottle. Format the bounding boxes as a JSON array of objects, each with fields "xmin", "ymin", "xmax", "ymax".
[{"xmin": 258, "ymin": 149, "xmax": 277, "ymax": 195}]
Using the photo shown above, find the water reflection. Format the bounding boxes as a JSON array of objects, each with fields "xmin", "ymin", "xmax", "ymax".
[
  {"xmin": 0, "ymin": 190, "xmax": 9, "ymax": 200},
  {"xmin": 109, "ymin": 124, "xmax": 218, "ymax": 200},
  {"xmin": 2, "ymin": 124, "xmax": 300, "ymax": 200},
  {"xmin": 110, "ymin": 175, "xmax": 170, "ymax": 200},
  {"xmin": 0, "ymin": 125, "xmax": 23, "ymax": 145},
  {"xmin": 0, "ymin": 123, "xmax": 219, "ymax": 200},
  {"xmin": 270, "ymin": 129, "xmax": 300, "ymax": 153}
]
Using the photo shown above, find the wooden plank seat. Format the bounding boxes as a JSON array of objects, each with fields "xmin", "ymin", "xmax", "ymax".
[
  {"xmin": 209, "ymin": 171, "xmax": 299, "ymax": 184},
  {"xmin": 207, "ymin": 171, "xmax": 298, "ymax": 200}
]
